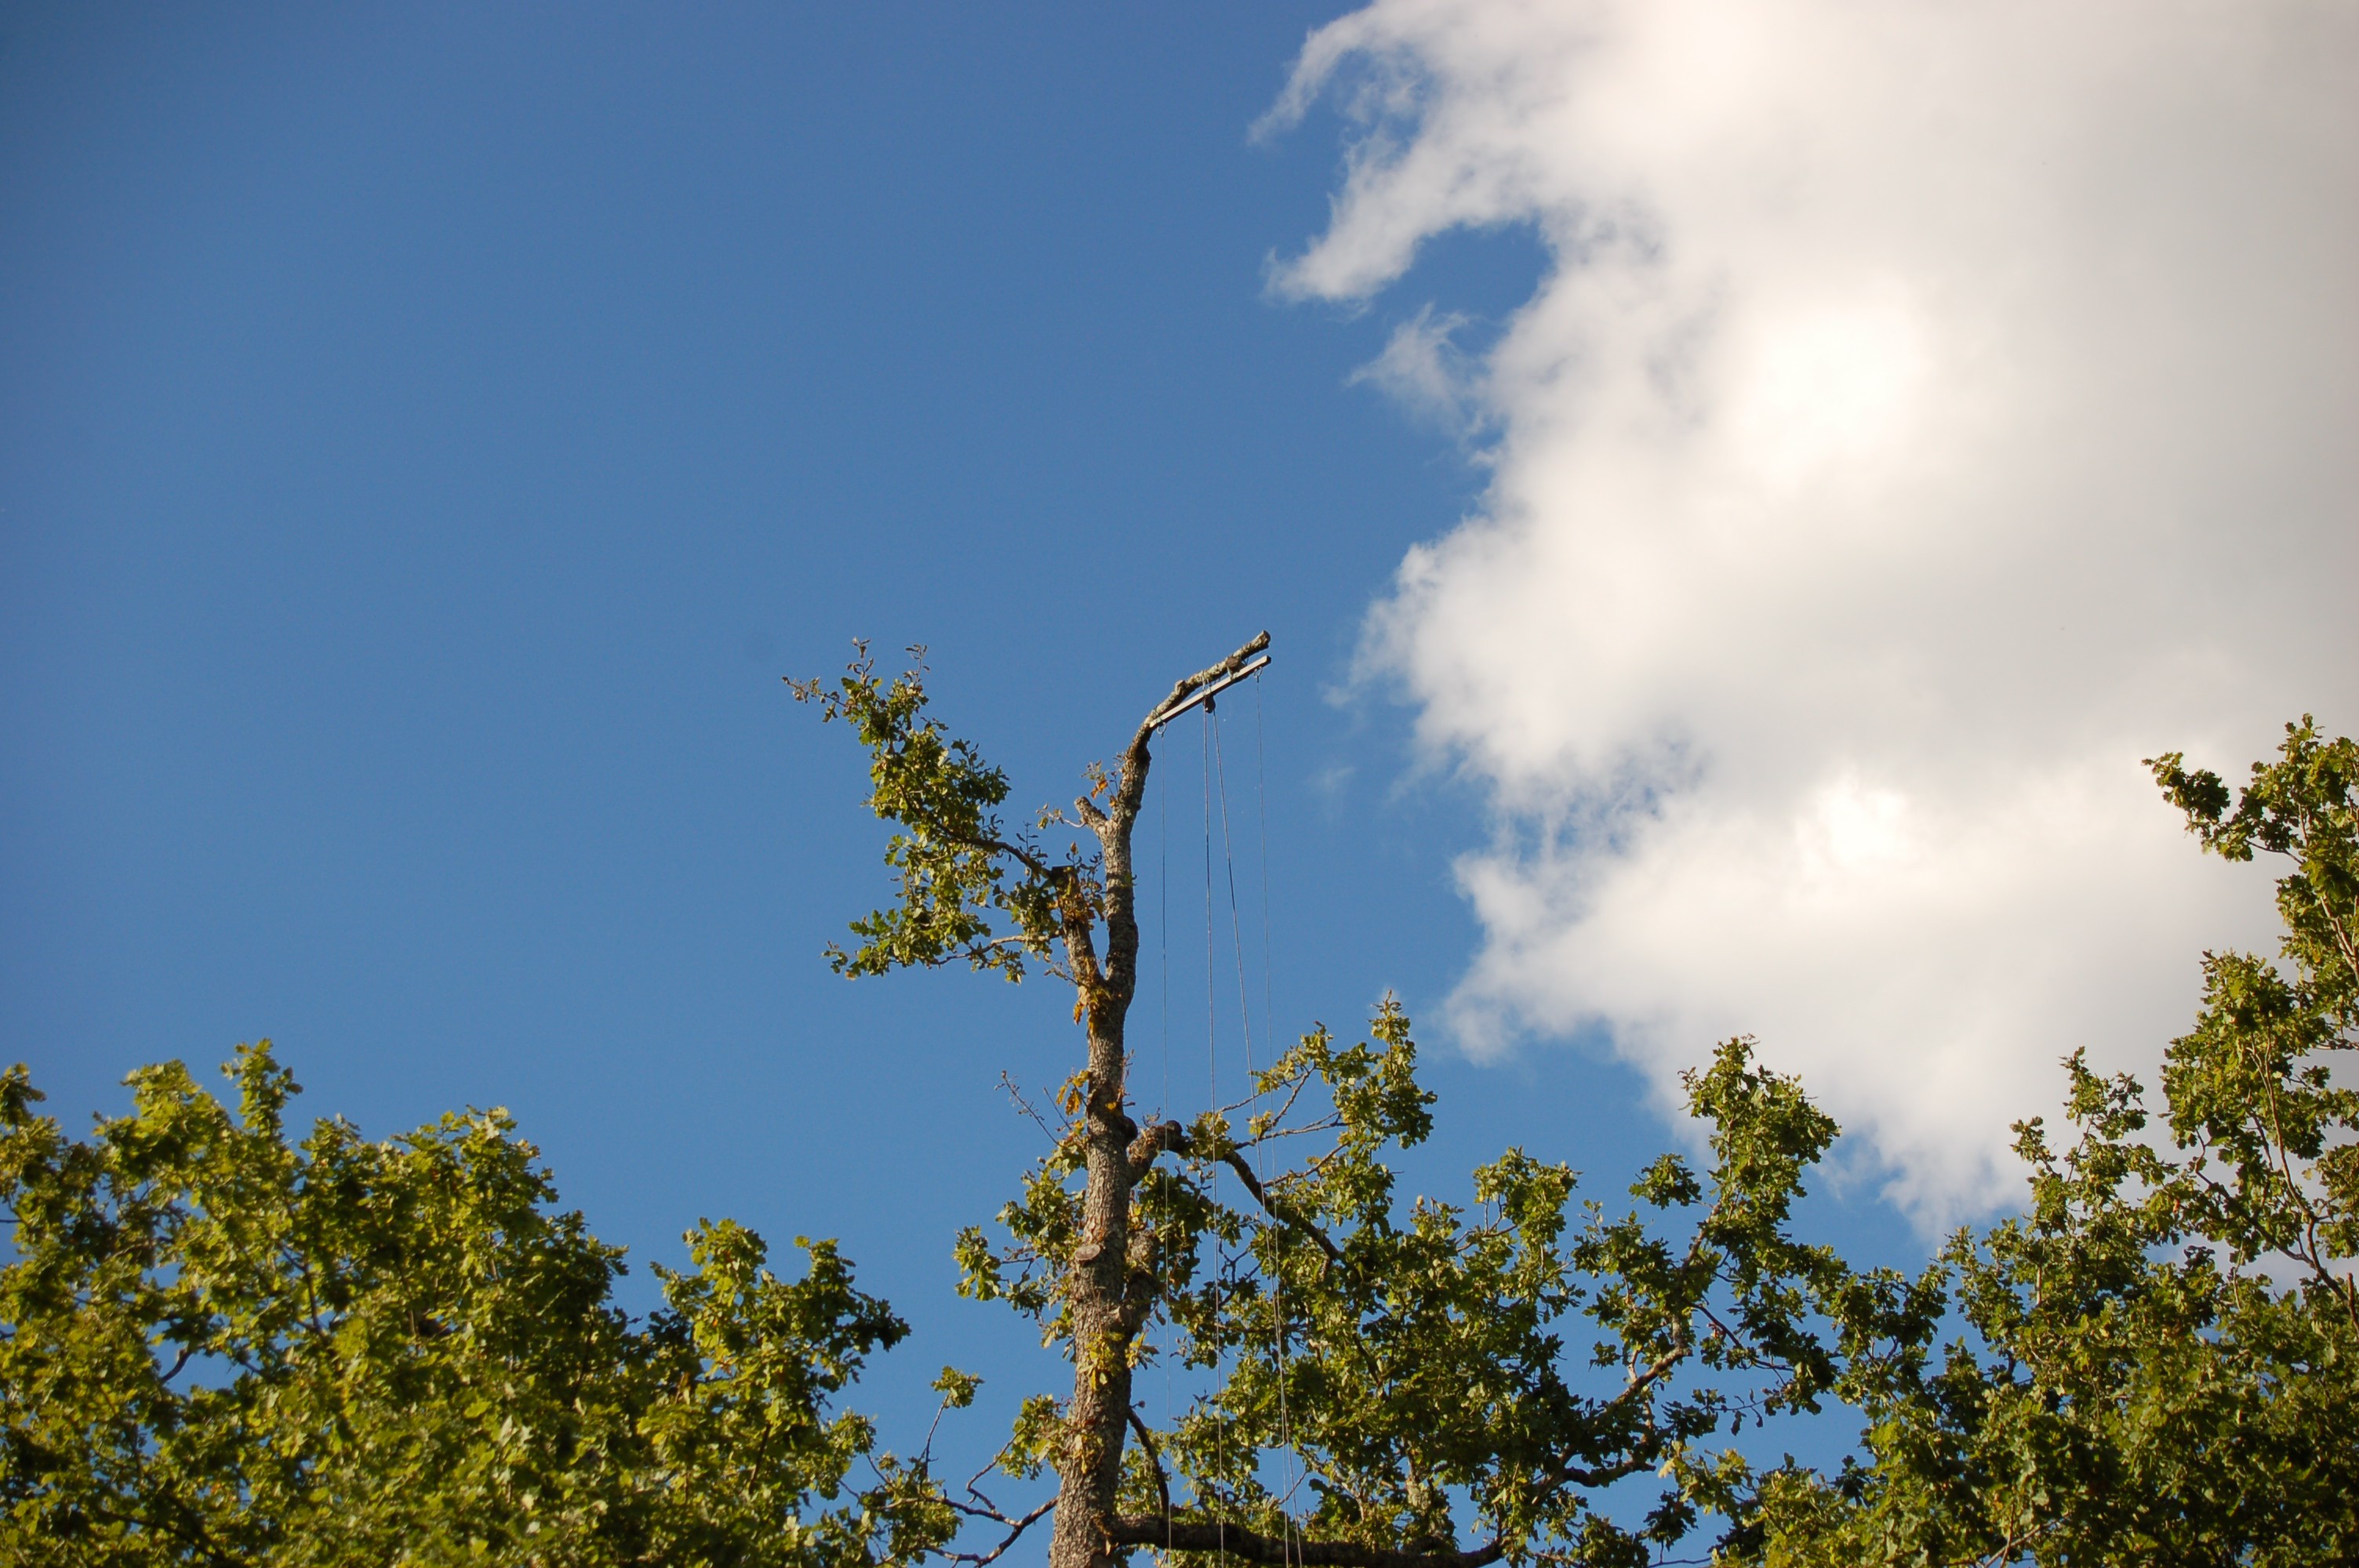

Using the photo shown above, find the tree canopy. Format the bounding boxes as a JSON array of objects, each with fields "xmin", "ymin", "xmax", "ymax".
[
  {"xmin": 6, "ymin": 640, "xmax": 2352, "ymax": 1566},
  {"xmin": 1742, "ymin": 720, "xmax": 2359, "ymax": 1566},
  {"xmin": 0, "ymin": 1049, "xmax": 949, "ymax": 1566}
]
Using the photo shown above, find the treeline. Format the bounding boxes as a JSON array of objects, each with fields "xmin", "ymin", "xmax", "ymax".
[{"xmin": 5, "ymin": 665, "xmax": 2351, "ymax": 1566}]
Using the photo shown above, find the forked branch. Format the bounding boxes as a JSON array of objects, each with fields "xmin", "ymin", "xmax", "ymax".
[
  {"xmin": 1125, "ymin": 1116, "xmax": 1346, "ymax": 1268},
  {"xmin": 945, "ymin": 1499, "xmax": 1060, "ymax": 1566}
]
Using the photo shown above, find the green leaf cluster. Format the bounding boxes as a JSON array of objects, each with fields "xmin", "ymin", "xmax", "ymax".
[
  {"xmin": 833, "ymin": 659, "xmax": 2357, "ymax": 1566},
  {"xmin": 960, "ymin": 1000, "xmax": 1860, "ymax": 1564},
  {"xmin": 787, "ymin": 646, "xmax": 1077, "ymax": 981},
  {"xmin": 0, "ymin": 1048, "xmax": 951, "ymax": 1567},
  {"xmin": 1742, "ymin": 720, "xmax": 2359, "ymax": 1566},
  {"xmin": 20, "ymin": 642, "xmax": 2351, "ymax": 1568}
]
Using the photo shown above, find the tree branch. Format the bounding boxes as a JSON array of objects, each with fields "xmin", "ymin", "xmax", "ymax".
[
  {"xmin": 1125, "ymin": 1117, "xmax": 1347, "ymax": 1269},
  {"xmin": 1127, "ymin": 1119, "xmax": 1189, "ymax": 1181},
  {"xmin": 1110, "ymin": 632, "xmax": 1271, "ymax": 828},
  {"xmin": 1140, "ymin": 631, "xmax": 1274, "ymax": 735},
  {"xmin": 1106, "ymin": 1517, "xmax": 1505, "ymax": 1566},
  {"xmin": 1126, "ymin": 1406, "xmax": 1173, "ymax": 1530},
  {"xmin": 1218, "ymin": 1147, "xmax": 1346, "ymax": 1269},
  {"xmin": 946, "ymin": 1498, "xmax": 1059, "ymax": 1566},
  {"xmin": 896, "ymin": 816, "xmax": 1059, "ymax": 885}
]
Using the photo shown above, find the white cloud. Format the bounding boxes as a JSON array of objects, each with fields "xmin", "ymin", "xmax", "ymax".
[
  {"xmin": 1270, "ymin": 0, "xmax": 2359, "ymax": 1224},
  {"xmin": 1349, "ymin": 306, "xmax": 1488, "ymax": 437}
]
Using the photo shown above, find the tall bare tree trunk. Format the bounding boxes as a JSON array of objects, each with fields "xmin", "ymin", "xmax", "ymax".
[{"xmin": 1045, "ymin": 633, "xmax": 1269, "ymax": 1568}]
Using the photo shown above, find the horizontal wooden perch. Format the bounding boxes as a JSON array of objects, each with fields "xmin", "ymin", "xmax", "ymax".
[{"xmin": 1152, "ymin": 654, "xmax": 1270, "ymax": 727}]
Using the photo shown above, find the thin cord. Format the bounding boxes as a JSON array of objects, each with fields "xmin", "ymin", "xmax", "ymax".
[
  {"xmin": 1158, "ymin": 737, "xmax": 1173, "ymax": 1559},
  {"xmin": 1211, "ymin": 708, "xmax": 1255, "ymax": 1079},
  {"xmin": 1254, "ymin": 673, "xmax": 1303, "ymax": 1558},
  {"xmin": 1202, "ymin": 705, "xmax": 1216, "ymax": 1102},
  {"xmin": 1202, "ymin": 704, "xmax": 1225, "ymax": 1562},
  {"xmin": 1255, "ymin": 674, "xmax": 1275, "ymax": 1106},
  {"xmin": 1216, "ymin": 701, "xmax": 1302, "ymax": 1556},
  {"xmin": 1161, "ymin": 725, "xmax": 1170, "ymax": 1125},
  {"xmin": 1203, "ymin": 703, "xmax": 1218, "ymax": 1118}
]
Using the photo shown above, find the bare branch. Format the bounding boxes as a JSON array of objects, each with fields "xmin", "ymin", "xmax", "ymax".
[
  {"xmin": 947, "ymin": 1499, "xmax": 1059, "ymax": 1566},
  {"xmin": 998, "ymin": 1072, "xmax": 1056, "ymax": 1138},
  {"xmin": 1218, "ymin": 1147, "xmax": 1346, "ymax": 1269},
  {"xmin": 1245, "ymin": 1066, "xmax": 1318, "ymax": 1138},
  {"xmin": 1125, "ymin": 1406, "xmax": 1173, "ymax": 1531},
  {"xmin": 1141, "ymin": 632, "xmax": 1273, "ymax": 735},
  {"xmin": 1108, "ymin": 632, "xmax": 1272, "ymax": 829}
]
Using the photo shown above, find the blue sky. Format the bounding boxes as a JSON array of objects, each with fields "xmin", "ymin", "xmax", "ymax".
[
  {"xmin": 0, "ymin": 0, "xmax": 1685, "ymax": 1460},
  {"xmin": 5, "ymin": 0, "xmax": 2352, "ymax": 1509}
]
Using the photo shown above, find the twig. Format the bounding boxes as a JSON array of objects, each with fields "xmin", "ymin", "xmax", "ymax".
[
  {"xmin": 1127, "ymin": 1406, "xmax": 1175, "ymax": 1537},
  {"xmin": 945, "ymin": 1499, "xmax": 1058, "ymax": 1566}
]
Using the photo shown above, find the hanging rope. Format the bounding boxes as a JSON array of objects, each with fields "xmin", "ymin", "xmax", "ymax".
[
  {"xmin": 1210, "ymin": 694, "xmax": 1305, "ymax": 1562},
  {"xmin": 1140, "ymin": 677, "xmax": 1288, "ymax": 1562},
  {"xmin": 1146, "ymin": 677, "xmax": 1295, "ymax": 1562},
  {"xmin": 1253, "ymin": 673, "xmax": 1304, "ymax": 1562},
  {"xmin": 1201, "ymin": 705, "xmax": 1227, "ymax": 1564},
  {"xmin": 1210, "ymin": 708, "xmax": 1255, "ymax": 1079},
  {"xmin": 1202, "ymin": 705, "xmax": 1218, "ymax": 1110},
  {"xmin": 1255, "ymin": 673, "xmax": 1276, "ymax": 1102},
  {"xmin": 1161, "ymin": 695, "xmax": 1171, "ymax": 1149},
  {"xmin": 1158, "ymin": 738, "xmax": 1174, "ymax": 1562}
]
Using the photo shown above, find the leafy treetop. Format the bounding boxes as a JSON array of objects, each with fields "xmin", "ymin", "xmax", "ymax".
[
  {"xmin": 0, "ymin": 1047, "xmax": 953, "ymax": 1568},
  {"xmin": 1745, "ymin": 718, "xmax": 2359, "ymax": 1566}
]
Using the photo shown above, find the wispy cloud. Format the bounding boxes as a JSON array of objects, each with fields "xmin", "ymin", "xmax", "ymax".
[
  {"xmin": 1273, "ymin": 0, "xmax": 2359, "ymax": 1225},
  {"xmin": 1347, "ymin": 305, "xmax": 1489, "ymax": 438}
]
